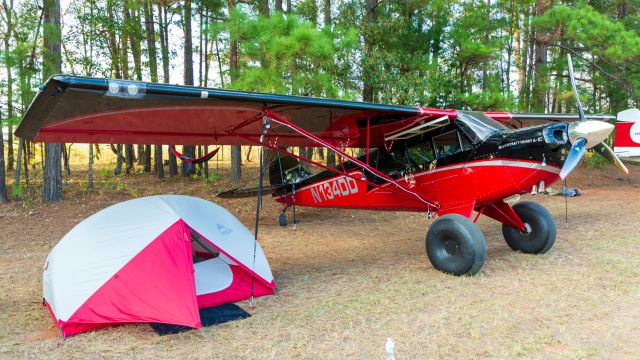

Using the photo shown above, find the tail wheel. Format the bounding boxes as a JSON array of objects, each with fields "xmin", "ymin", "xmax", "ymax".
[
  {"xmin": 278, "ymin": 212, "xmax": 288, "ymax": 227},
  {"xmin": 426, "ymin": 214, "xmax": 487, "ymax": 276},
  {"xmin": 501, "ymin": 201, "xmax": 556, "ymax": 254}
]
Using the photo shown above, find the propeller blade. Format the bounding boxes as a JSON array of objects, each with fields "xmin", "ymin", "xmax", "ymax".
[
  {"xmin": 567, "ymin": 54, "xmax": 587, "ymax": 122},
  {"xmin": 560, "ymin": 137, "xmax": 587, "ymax": 180},
  {"xmin": 594, "ymin": 142, "xmax": 629, "ymax": 175}
]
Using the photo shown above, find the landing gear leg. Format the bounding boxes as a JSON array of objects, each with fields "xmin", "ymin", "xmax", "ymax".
[{"xmin": 426, "ymin": 214, "xmax": 487, "ymax": 276}]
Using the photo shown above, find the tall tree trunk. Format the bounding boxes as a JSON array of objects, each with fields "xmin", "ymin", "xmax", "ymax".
[
  {"xmin": 106, "ymin": 0, "xmax": 122, "ymax": 78},
  {"xmin": 88, "ymin": 144, "xmax": 94, "ymax": 188},
  {"xmin": 168, "ymin": 145, "xmax": 177, "ymax": 176},
  {"xmin": 203, "ymin": 145, "xmax": 209, "ymax": 179},
  {"xmin": 13, "ymin": 138, "xmax": 23, "ymax": 199},
  {"xmin": 158, "ymin": 3, "xmax": 170, "ymax": 83},
  {"xmin": 327, "ymin": 150, "xmax": 336, "ymax": 168},
  {"xmin": 532, "ymin": 0, "xmax": 550, "ymax": 112},
  {"xmin": 128, "ymin": 5, "xmax": 143, "ymax": 81},
  {"xmin": 275, "ymin": 0, "xmax": 283, "ymax": 12},
  {"xmin": 228, "ymin": 0, "xmax": 242, "ymax": 183},
  {"xmin": 137, "ymin": 144, "xmax": 144, "ymax": 165},
  {"xmin": 144, "ymin": 145, "xmax": 152, "ymax": 172},
  {"xmin": 127, "ymin": 4, "xmax": 145, "ymax": 164},
  {"xmin": 482, "ymin": 0, "xmax": 491, "ymax": 92},
  {"xmin": 21, "ymin": 140, "xmax": 28, "ymax": 185},
  {"xmin": 203, "ymin": 7, "xmax": 211, "ymax": 86},
  {"xmin": 157, "ymin": 3, "xmax": 176, "ymax": 175},
  {"xmin": 43, "ymin": 0, "xmax": 63, "ymax": 202},
  {"xmin": 231, "ymin": 145, "xmax": 241, "ymax": 183},
  {"xmin": 517, "ymin": 2, "xmax": 530, "ymax": 111},
  {"xmin": 144, "ymin": 0, "xmax": 163, "ymax": 178},
  {"xmin": 361, "ymin": 0, "xmax": 377, "ymax": 102},
  {"xmin": 62, "ymin": 144, "xmax": 71, "ymax": 176},
  {"xmin": 181, "ymin": 0, "xmax": 196, "ymax": 177},
  {"xmin": 323, "ymin": 0, "xmax": 331, "ymax": 27},
  {"xmin": 0, "ymin": 111, "xmax": 8, "ymax": 203},
  {"xmin": 259, "ymin": 0, "xmax": 269, "ymax": 16},
  {"xmin": 3, "ymin": 0, "xmax": 14, "ymax": 171},
  {"xmin": 114, "ymin": 144, "xmax": 123, "ymax": 175},
  {"xmin": 125, "ymin": 145, "xmax": 134, "ymax": 173},
  {"xmin": 155, "ymin": 145, "xmax": 164, "ymax": 179},
  {"xmin": 144, "ymin": 0, "xmax": 159, "ymax": 83},
  {"xmin": 107, "ymin": 0, "xmax": 124, "ymax": 175},
  {"xmin": 199, "ymin": 2, "xmax": 204, "ymax": 86}
]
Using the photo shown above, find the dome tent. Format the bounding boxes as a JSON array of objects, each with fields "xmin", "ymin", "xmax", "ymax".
[{"xmin": 43, "ymin": 195, "xmax": 275, "ymax": 338}]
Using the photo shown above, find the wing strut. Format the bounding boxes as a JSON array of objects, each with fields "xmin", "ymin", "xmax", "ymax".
[{"xmin": 248, "ymin": 110, "xmax": 438, "ymax": 210}]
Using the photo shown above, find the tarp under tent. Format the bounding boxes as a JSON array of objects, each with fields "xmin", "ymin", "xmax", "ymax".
[{"xmin": 43, "ymin": 195, "xmax": 275, "ymax": 338}]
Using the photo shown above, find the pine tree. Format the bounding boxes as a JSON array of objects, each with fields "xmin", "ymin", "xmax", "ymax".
[
  {"xmin": 181, "ymin": 0, "xmax": 196, "ymax": 177},
  {"xmin": 228, "ymin": 0, "xmax": 242, "ymax": 183},
  {"xmin": 0, "ymin": 108, "xmax": 8, "ymax": 203},
  {"xmin": 42, "ymin": 0, "xmax": 62, "ymax": 202}
]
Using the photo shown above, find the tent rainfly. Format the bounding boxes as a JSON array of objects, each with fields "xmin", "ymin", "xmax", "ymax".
[{"xmin": 43, "ymin": 195, "xmax": 275, "ymax": 338}]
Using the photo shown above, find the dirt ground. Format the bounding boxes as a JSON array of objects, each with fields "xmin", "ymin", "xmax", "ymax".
[{"xmin": 1, "ymin": 157, "xmax": 640, "ymax": 359}]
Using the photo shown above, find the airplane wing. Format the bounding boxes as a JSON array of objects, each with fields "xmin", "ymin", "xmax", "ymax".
[{"xmin": 16, "ymin": 75, "xmax": 455, "ymax": 148}]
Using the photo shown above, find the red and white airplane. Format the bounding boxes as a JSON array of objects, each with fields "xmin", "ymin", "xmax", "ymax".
[
  {"xmin": 16, "ymin": 56, "xmax": 630, "ymax": 275},
  {"xmin": 614, "ymin": 108, "xmax": 640, "ymax": 162}
]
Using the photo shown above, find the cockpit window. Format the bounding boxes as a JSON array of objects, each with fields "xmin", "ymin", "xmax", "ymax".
[
  {"xmin": 433, "ymin": 131, "xmax": 463, "ymax": 159},
  {"xmin": 455, "ymin": 110, "xmax": 509, "ymax": 143},
  {"xmin": 407, "ymin": 141, "xmax": 434, "ymax": 167}
]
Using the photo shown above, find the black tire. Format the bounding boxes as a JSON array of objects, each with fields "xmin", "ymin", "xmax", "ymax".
[
  {"xmin": 426, "ymin": 214, "xmax": 487, "ymax": 276},
  {"xmin": 501, "ymin": 201, "xmax": 556, "ymax": 254},
  {"xmin": 278, "ymin": 212, "xmax": 288, "ymax": 227}
]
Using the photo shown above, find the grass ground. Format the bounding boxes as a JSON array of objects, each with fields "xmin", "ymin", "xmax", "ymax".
[{"xmin": 1, "ymin": 147, "xmax": 639, "ymax": 359}]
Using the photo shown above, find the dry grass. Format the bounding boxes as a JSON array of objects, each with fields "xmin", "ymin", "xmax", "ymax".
[{"xmin": 1, "ymin": 149, "xmax": 639, "ymax": 359}]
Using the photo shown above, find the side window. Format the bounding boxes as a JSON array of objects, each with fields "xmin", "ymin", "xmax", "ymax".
[
  {"xmin": 461, "ymin": 134, "xmax": 474, "ymax": 151},
  {"xmin": 408, "ymin": 141, "xmax": 435, "ymax": 168},
  {"xmin": 433, "ymin": 131, "xmax": 463, "ymax": 159}
]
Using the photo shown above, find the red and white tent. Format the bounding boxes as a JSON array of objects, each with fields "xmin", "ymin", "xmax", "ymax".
[{"xmin": 43, "ymin": 195, "xmax": 275, "ymax": 338}]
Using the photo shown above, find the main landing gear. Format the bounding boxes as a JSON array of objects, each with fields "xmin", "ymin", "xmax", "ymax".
[
  {"xmin": 501, "ymin": 201, "xmax": 556, "ymax": 254},
  {"xmin": 426, "ymin": 201, "xmax": 557, "ymax": 276},
  {"xmin": 426, "ymin": 214, "xmax": 486, "ymax": 276}
]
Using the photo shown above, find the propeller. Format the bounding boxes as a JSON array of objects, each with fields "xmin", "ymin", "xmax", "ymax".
[
  {"xmin": 559, "ymin": 54, "xmax": 629, "ymax": 179},
  {"xmin": 559, "ymin": 137, "xmax": 586, "ymax": 180}
]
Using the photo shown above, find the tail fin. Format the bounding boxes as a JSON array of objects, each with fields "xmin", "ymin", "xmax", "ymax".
[
  {"xmin": 267, "ymin": 148, "xmax": 313, "ymax": 187},
  {"xmin": 614, "ymin": 108, "xmax": 640, "ymax": 160}
]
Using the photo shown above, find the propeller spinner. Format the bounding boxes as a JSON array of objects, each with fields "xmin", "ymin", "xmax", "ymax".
[{"xmin": 559, "ymin": 54, "xmax": 629, "ymax": 179}]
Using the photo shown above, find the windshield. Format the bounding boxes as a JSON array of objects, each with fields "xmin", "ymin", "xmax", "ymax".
[{"xmin": 455, "ymin": 110, "xmax": 509, "ymax": 143}]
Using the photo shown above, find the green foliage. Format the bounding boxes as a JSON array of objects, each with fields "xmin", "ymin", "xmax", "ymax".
[
  {"xmin": 11, "ymin": 183, "xmax": 24, "ymax": 200},
  {"xmin": 535, "ymin": 3, "xmax": 640, "ymax": 108},
  {"xmin": 225, "ymin": 11, "xmax": 357, "ymax": 98},
  {"xmin": 205, "ymin": 172, "xmax": 218, "ymax": 183},
  {"xmin": 584, "ymin": 151, "xmax": 610, "ymax": 170}
]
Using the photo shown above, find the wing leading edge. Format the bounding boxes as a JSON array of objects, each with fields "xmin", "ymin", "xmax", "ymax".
[{"xmin": 16, "ymin": 75, "xmax": 456, "ymax": 148}]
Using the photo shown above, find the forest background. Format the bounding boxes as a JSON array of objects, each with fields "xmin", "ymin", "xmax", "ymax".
[{"xmin": 1, "ymin": 0, "xmax": 639, "ymax": 202}]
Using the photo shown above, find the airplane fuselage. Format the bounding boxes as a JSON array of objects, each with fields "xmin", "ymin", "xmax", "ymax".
[{"xmin": 272, "ymin": 112, "xmax": 570, "ymax": 218}]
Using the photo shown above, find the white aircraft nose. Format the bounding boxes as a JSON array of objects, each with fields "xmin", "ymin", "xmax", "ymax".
[{"xmin": 568, "ymin": 120, "xmax": 614, "ymax": 149}]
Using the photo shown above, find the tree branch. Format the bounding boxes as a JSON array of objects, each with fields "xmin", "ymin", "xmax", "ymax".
[{"xmin": 550, "ymin": 43, "xmax": 634, "ymax": 95}]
